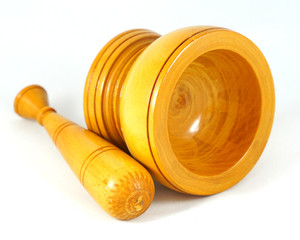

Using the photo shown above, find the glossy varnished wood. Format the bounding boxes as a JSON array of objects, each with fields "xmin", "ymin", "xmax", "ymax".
[
  {"xmin": 84, "ymin": 26, "xmax": 275, "ymax": 195},
  {"xmin": 15, "ymin": 85, "xmax": 154, "ymax": 220},
  {"xmin": 84, "ymin": 29, "xmax": 160, "ymax": 151}
]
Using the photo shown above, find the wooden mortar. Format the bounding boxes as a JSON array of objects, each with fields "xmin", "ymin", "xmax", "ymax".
[{"xmin": 84, "ymin": 26, "xmax": 275, "ymax": 195}]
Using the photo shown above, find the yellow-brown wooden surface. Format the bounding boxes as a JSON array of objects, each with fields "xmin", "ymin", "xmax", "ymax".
[
  {"xmin": 14, "ymin": 85, "xmax": 154, "ymax": 220},
  {"xmin": 84, "ymin": 26, "xmax": 275, "ymax": 195}
]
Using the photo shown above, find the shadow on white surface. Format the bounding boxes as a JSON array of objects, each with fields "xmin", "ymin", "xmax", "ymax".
[
  {"xmin": 135, "ymin": 180, "xmax": 209, "ymax": 222},
  {"xmin": 235, "ymin": 107, "xmax": 300, "ymax": 193}
]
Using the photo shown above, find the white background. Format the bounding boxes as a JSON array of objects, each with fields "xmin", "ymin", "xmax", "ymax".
[{"xmin": 1, "ymin": 0, "xmax": 299, "ymax": 239}]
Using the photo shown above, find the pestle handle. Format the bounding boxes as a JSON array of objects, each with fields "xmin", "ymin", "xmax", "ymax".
[{"xmin": 14, "ymin": 85, "xmax": 154, "ymax": 220}]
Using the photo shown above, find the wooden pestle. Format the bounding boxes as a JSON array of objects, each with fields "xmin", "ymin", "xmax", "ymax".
[{"xmin": 14, "ymin": 85, "xmax": 154, "ymax": 220}]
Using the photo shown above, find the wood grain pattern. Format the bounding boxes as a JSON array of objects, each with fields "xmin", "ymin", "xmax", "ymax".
[
  {"xmin": 14, "ymin": 85, "xmax": 154, "ymax": 220},
  {"xmin": 85, "ymin": 26, "xmax": 275, "ymax": 195},
  {"xmin": 84, "ymin": 29, "xmax": 160, "ymax": 151}
]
